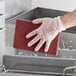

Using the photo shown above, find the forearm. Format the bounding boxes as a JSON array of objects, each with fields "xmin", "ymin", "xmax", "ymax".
[{"xmin": 60, "ymin": 10, "xmax": 76, "ymax": 29}]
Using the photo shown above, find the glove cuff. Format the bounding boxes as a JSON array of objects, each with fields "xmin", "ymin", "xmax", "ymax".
[{"xmin": 54, "ymin": 16, "xmax": 66, "ymax": 32}]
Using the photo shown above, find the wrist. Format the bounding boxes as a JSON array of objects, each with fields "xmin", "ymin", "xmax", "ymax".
[
  {"xmin": 60, "ymin": 14, "xmax": 75, "ymax": 29},
  {"xmin": 60, "ymin": 16, "xmax": 69, "ymax": 29}
]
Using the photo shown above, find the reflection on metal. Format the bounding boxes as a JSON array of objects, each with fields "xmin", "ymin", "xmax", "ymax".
[
  {"xmin": 0, "ymin": 65, "xmax": 5, "ymax": 72},
  {"xmin": 63, "ymin": 66, "xmax": 76, "ymax": 76}
]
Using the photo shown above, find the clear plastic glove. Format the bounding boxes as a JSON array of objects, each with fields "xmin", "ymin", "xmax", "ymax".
[{"xmin": 26, "ymin": 16, "xmax": 65, "ymax": 52}]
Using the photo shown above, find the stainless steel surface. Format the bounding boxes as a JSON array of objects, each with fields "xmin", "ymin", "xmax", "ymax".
[
  {"xmin": 5, "ymin": 8, "xmax": 76, "ymax": 76},
  {"xmin": 0, "ymin": 72, "xmax": 49, "ymax": 76},
  {"xmin": 2, "ymin": 55, "xmax": 75, "ymax": 76},
  {"xmin": 5, "ymin": 0, "xmax": 31, "ymax": 19},
  {"xmin": 5, "ymin": 10, "xmax": 76, "ymax": 58}
]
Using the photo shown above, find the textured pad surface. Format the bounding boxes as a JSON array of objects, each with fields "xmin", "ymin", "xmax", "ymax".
[{"xmin": 13, "ymin": 19, "xmax": 60, "ymax": 55}]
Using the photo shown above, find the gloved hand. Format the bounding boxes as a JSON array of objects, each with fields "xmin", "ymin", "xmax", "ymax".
[{"xmin": 26, "ymin": 16, "xmax": 65, "ymax": 52}]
